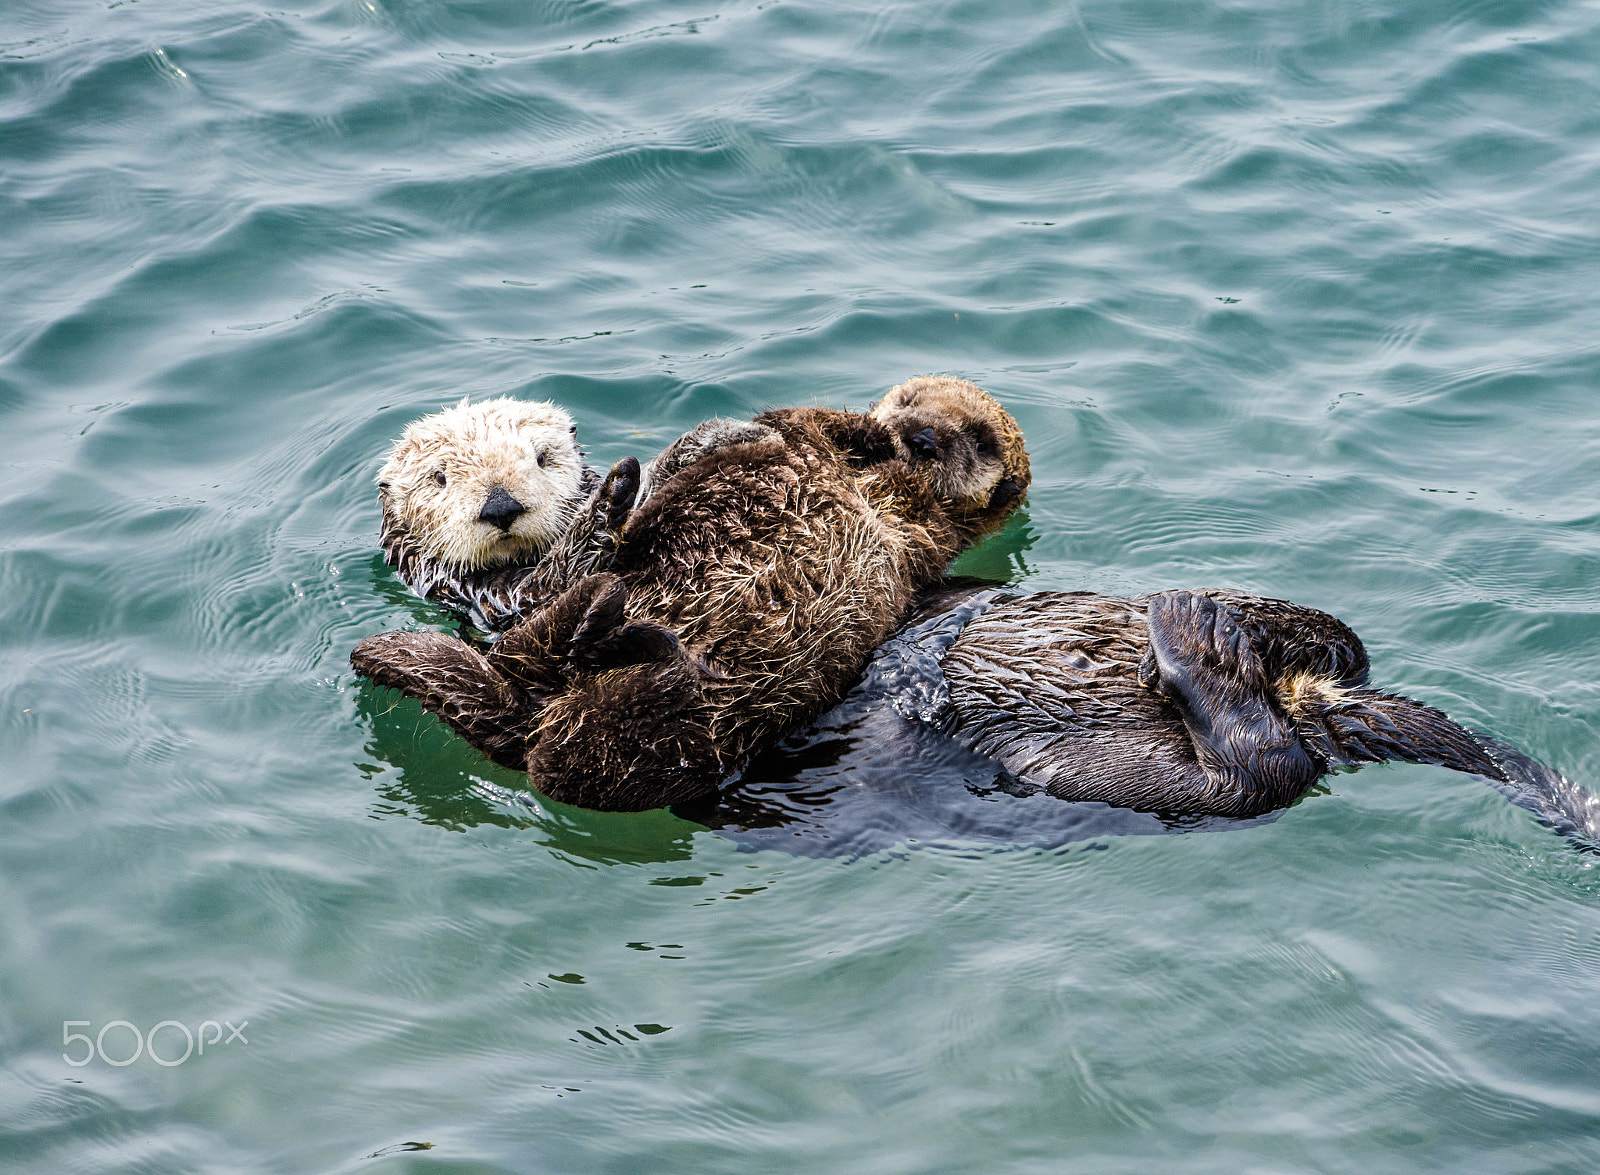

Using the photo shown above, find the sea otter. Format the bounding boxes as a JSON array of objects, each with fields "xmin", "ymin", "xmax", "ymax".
[
  {"xmin": 375, "ymin": 395, "xmax": 601, "ymax": 632},
  {"xmin": 868, "ymin": 584, "xmax": 1598, "ymax": 847},
  {"xmin": 353, "ymin": 378, "xmax": 1032, "ymax": 810}
]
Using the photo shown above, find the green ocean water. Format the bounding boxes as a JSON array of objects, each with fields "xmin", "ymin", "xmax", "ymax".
[{"xmin": 4, "ymin": 0, "xmax": 1600, "ymax": 1170}]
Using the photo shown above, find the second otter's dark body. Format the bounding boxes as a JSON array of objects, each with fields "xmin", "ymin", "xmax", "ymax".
[
  {"xmin": 864, "ymin": 582, "xmax": 1596, "ymax": 844},
  {"xmin": 925, "ymin": 588, "xmax": 1488, "ymax": 816}
]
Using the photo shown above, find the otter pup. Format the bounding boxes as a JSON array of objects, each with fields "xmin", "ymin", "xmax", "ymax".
[{"xmin": 353, "ymin": 378, "xmax": 1031, "ymax": 811}]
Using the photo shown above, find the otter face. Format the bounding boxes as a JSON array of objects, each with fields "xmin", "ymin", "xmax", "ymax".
[
  {"xmin": 868, "ymin": 375, "xmax": 1031, "ymax": 531},
  {"xmin": 378, "ymin": 396, "xmax": 587, "ymax": 572}
]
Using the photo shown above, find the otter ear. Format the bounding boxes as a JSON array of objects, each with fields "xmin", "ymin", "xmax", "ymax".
[
  {"xmin": 378, "ymin": 436, "xmax": 420, "ymax": 483},
  {"xmin": 570, "ymin": 424, "xmax": 577, "ymax": 435}
]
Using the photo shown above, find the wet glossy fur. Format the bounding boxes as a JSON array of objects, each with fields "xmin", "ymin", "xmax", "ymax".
[
  {"xmin": 920, "ymin": 585, "xmax": 1600, "ymax": 845},
  {"xmin": 353, "ymin": 393, "xmax": 1598, "ymax": 846}
]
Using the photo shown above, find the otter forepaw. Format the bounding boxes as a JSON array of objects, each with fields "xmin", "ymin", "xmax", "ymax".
[
  {"xmin": 573, "ymin": 622, "xmax": 683, "ymax": 670},
  {"xmin": 569, "ymin": 573, "xmax": 629, "ymax": 652},
  {"xmin": 563, "ymin": 577, "xmax": 682, "ymax": 670},
  {"xmin": 488, "ymin": 572, "xmax": 632, "ymax": 692},
  {"xmin": 602, "ymin": 456, "xmax": 641, "ymax": 533}
]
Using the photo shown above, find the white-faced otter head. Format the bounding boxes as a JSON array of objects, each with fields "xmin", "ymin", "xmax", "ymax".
[
  {"xmin": 378, "ymin": 396, "xmax": 587, "ymax": 572},
  {"xmin": 869, "ymin": 375, "xmax": 1031, "ymax": 537}
]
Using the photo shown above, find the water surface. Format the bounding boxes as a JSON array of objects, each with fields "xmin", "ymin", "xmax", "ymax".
[{"xmin": 4, "ymin": 0, "xmax": 1600, "ymax": 1171}]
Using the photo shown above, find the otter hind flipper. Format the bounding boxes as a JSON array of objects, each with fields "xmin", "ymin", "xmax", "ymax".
[
  {"xmin": 351, "ymin": 630, "xmax": 529, "ymax": 771},
  {"xmin": 1143, "ymin": 591, "xmax": 1322, "ymax": 811},
  {"xmin": 1305, "ymin": 687, "xmax": 1502, "ymax": 778}
]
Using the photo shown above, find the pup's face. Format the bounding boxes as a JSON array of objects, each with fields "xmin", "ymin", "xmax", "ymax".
[
  {"xmin": 868, "ymin": 376, "xmax": 1031, "ymax": 534},
  {"xmin": 378, "ymin": 397, "xmax": 587, "ymax": 571}
]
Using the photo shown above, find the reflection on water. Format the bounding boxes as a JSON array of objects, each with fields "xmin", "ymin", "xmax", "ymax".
[{"xmin": 358, "ymin": 685, "xmax": 704, "ymax": 864}]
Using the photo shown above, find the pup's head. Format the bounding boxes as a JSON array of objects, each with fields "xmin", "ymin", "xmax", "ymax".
[
  {"xmin": 868, "ymin": 375, "xmax": 1030, "ymax": 538},
  {"xmin": 378, "ymin": 397, "xmax": 587, "ymax": 571}
]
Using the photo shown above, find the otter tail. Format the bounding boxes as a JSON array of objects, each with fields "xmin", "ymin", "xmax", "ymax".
[
  {"xmin": 1311, "ymin": 688, "xmax": 1600, "ymax": 853},
  {"xmin": 1463, "ymin": 733, "xmax": 1600, "ymax": 852}
]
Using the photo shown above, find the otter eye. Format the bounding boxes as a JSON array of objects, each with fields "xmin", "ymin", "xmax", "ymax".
[
  {"xmin": 432, "ymin": 471, "xmax": 447, "ymax": 488},
  {"xmin": 536, "ymin": 448, "xmax": 548, "ymax": 468},
  {"xmin": 974, "ymin": 438, "xmax": 991, "ymax": 455}
]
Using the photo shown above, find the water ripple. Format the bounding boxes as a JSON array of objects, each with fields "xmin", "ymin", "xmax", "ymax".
[{"xmin": 5, "ymin": 0, "xmax": 1600, "ymax": 1171}]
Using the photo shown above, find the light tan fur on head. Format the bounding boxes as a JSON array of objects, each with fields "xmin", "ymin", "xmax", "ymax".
[
  {"xmin": 379, "ymin": 396, "xmax": 587, "ymax": 572},
  {"xmin": 868, "ymin": 375, "xmax": 1031, "ymax": 533}
]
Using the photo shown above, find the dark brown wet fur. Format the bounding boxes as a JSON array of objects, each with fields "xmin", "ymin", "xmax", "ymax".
[{"xmin": 935, "ymin": 587, "xmax": 1598, "ymax": 846}]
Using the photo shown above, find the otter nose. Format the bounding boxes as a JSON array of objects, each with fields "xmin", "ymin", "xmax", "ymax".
[
  {"xmin": 907, "ymin": 426, "xmax": 938, "ymax": 459},
  {"xmin": 478, "ymin": 486, "xmax": 526, "ymax": 531}
]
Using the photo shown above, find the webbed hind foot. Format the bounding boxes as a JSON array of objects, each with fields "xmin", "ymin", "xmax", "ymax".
[
  {"xmin": 351, "ymin": 629, "xmax": 530, "ymax": 771},
  {"xmin": 1141, "ymin": 591, "xmax": 1320, "ymax": 806},
  {"xmin": 1139, "ymin": 591, "xmax": 1267, "ymax": 706}
]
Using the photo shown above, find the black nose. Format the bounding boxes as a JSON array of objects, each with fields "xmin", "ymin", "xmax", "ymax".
[
  {"xmin": 478, "ymin": 485, "xmax": 526, "ymax": 531},
  {"xmin": 907, "ymin": 426, "xmax": 938, "ymax": 459}
]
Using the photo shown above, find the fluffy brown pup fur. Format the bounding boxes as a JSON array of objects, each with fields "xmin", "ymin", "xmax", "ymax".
[
  {"xmin": 506, "ymin": 389, "xmax": 1028, "ymax": 810},
  {"xmin": 354, "ymin": 382, "xmax": 1030, "ymax": 811}
]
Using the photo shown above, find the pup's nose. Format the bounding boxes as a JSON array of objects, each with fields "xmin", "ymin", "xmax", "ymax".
[
  {"xmin": 478, "ymin": 486, "xmax": 526, "ymax": 531},
  {"xmin": 907, "ymin": 426, "xmax": 938, "ymax": 459}
]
